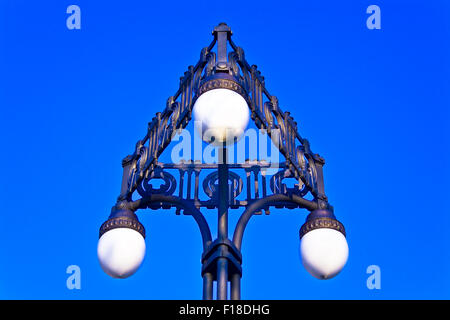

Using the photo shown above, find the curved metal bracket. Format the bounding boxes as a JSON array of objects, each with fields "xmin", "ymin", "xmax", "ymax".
[
  {"xmin": 232, "ymin": 194, "xmax": 319, "ymax": 251},
  {"xmin": 128, "ymin": 194, "xmax": 213, "ymax": 250}
]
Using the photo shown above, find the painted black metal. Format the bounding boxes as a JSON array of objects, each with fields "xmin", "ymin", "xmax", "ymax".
[
  {"xmin": 232, "ymin": 193, "xmax": 319, "ymax": 251},
  {"xmin": 299, "ymin": 209, "xmax": 346, "ymax": 239},
  {"xmin": 116, "ymin": 23, "xmax": 327, "ymax": 204},
  {"xmin": 99, "ymin": 208, "xmax": 146, "ymax": 239},
  {"xmin": 230, "ymin": 272, "xmax": 241, "ymax": 300},
  {"xmin": 202, "ymin": 272, "xmax": 213, "ymax": 300},
  {"xmin": 217, "ymin": 146, "xmax": 229, "ymax": 299},
  {"xmin": 128, "ymin": 194, "xmax": 212, "ymax": 250},
  {"xmin": 198, "ymin": 73, "xmax": 248, "ymax": 99},
  {"xmin": 100, "ymin": 22, "xmax": 345, "ymax": 300}
]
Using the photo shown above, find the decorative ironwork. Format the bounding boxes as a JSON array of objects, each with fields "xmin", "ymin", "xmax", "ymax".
[
  {"xmin": 137, "ymin": 166, "xmax": 177, "ymax": 197},
  {"xmin": 198, "ymin": 75, "xmax": 247, "ymax": 98},
  {"xmin": 99, "ymin": 215, "xmax": 146, "ymax": 239},
  {"xmin": 130, "ymin": 161, "xmax": 318, "ymax": 213},
  {"xmin": 117, "ymin": 24, "xmax": 327, "ymax": 205},
  {"xmin": 202, "ymin": 171, "xmax": 243, "ymax": 201},
  {"xmin": 270, "ymin": 169, "xmax": 309, "ymax": 197},
  {"xmin": 299, "ymin": 217, "xmax": 346, "ymax": 239}
]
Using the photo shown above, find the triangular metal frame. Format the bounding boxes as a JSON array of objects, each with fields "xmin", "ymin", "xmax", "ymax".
[{"xmin": 117, "ymin": 23, "xmax": 329, "ymax": 210}]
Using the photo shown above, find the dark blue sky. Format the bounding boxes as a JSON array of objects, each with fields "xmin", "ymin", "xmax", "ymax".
[{"xmin": 0, "ymin": 1, "xmax": 449, "ymax": 299}]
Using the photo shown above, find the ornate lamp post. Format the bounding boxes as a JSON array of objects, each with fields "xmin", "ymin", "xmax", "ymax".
[{"xmin": 97, "ymin": 23, "xmax": 348, "ymax": 300}]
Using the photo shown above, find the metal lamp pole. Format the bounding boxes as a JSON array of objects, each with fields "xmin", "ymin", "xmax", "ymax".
[
  {"xmin": 217, "ymin": 145, "xmax": 229, "ymax": 300},
  {"xmin": 98, "ymin": 23, "xmax": 347, "ymax": 300}
]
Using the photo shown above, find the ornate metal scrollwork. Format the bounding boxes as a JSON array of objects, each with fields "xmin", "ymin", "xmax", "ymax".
[
  {"xmin": 198, "ymin": 76, "xmax": 247, "ymax": 98},
  {"xmin": 204, "ymin": 52, "xmax": 216, "ymax": 78},
  {"xmin": 126, "ymin": 142, "xmax": 149, "ymax": 198},
  {"xmin": 203, "ymin": 171, "xmax": 243, "ymax": 201},
  {"xmin": 137, "ymin": 167, "xmax": 177, "ymax": 197},
  {"xmin": 299, "ymin": 217, "xmax": 346, "ymax": 239},
  {"xmin": 270, "ymin": 169, "xmax": 309, "ymax": 197},
  {"xmin": 119, "ymin": 25, "xmax": 328, "ymax": 206}
]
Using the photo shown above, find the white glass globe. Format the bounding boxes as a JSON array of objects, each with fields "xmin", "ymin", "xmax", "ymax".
[
  {"xmin": 97, "ymin": 228, "xmax": 146, "ymax": 279},
  {"xmin": 300, "ymin": 228, "xmax": 348, "ymax": 280},
  {"xmin": 193, "ymin": 88, "xmax": 249, "ymax": 144}
]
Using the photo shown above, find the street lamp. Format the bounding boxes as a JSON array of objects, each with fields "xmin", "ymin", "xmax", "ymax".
[
  {"xmin": 300, "ymin": 209, "xmax": 348, "ymax": 280},
  {"xmin": 98, "ymin": 208, "xmax": 146, "ymax": 279},
  {"xmin": 97, "ymin": 22, "xmax": 348, "ymax": 299}
]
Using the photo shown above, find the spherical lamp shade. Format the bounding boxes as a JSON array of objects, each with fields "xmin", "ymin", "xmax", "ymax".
[
  {"xmin": 97, "ymin": 209, "xmax": 146, "ymax": 279},
  {"xmin": 299, "ymin": 210, "xmax": 348, "ymax": 280},
  {"xmin": 300, "ymin": 228, "xmax": 348, "ymax": 280},
  {"xmin": 193, "ymin": 76, "xmax": 249, "ymax": 145}
]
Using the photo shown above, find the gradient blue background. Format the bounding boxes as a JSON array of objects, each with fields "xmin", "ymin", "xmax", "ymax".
[{"xmin": 0, "ymin": 0, "xmax": 449, "ymax": 299}]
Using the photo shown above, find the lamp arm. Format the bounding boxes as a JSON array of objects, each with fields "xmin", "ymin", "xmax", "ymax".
[
  {"xmin": 232, "ymin": 194, "xmax": 319, "ymax": 251},
  {"xmin": 128, "ymin": 194, "xmax": 213, "ymax": 250}
]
